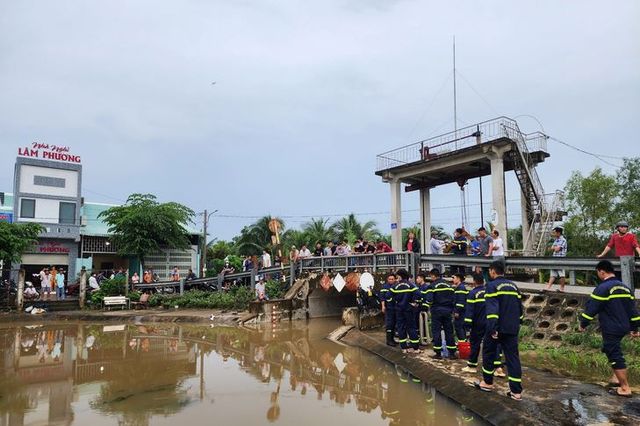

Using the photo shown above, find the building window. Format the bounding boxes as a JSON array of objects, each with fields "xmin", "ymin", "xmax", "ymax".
[
  {"xmin": 20, "ymin": 199, "xmax": 35, "ymax": 218},
  {"xmin": 59, "ymin": 202, "xmax": 76, "ymax": 225}
]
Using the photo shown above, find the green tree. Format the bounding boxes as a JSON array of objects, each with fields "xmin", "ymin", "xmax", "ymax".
[
  {"xmin": 0, "ymin": 222, "xmax": 43, "ymax": 265},
  {"xmin": 331, "ymin": 214, "xmax": 380, "ymax": 243},
  {"xmin": 616, "ymin": 157, "xmax": 640, "ymax": 227},
  {"xmin": 301, "ymin": 217, "xmax": 334, "ymax": 245},
  {"xmin": 563, "ymin": 168, "xmax": 618, "ymax": 256},
  {"xmin": 98, "ymin": 193, "xmax": 195, "ymax": 268},
  {"xmin": 207, "ymin": 240, "xmax": 236, "ymax": 262}
]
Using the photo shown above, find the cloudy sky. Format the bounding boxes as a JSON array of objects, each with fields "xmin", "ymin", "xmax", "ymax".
[{"xmin": 1, "ymin": 1, "xmax": 638, "ymax": 241}]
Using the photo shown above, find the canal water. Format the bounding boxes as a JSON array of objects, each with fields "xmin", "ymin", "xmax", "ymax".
[{"xmin": 0, "ymin": 320, "xmax": 484, "ymax": 425}]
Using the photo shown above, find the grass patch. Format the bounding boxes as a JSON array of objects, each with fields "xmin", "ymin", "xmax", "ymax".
[
  {"xmin": 520, "ymin": 331, "xmax": 640, "ymax": 385},
  {"xmin": 149, "ymin": 286, "xmax": 254, "ymax": 311}
]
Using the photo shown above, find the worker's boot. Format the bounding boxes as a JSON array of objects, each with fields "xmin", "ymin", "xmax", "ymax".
[{"xmin": 386, "ymin": 331, "xmax": 397, "ymax": 346}]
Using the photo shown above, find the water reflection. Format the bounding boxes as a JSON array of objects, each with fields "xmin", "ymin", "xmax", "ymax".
[{"xmin": 0, "ymin": 321, "xmax": 482, "ymax": 425}]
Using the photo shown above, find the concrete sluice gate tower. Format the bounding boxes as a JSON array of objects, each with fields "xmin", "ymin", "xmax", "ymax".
[{"xmin": 375, "ymin": 116, "xmax": 566, "ymax": 256}]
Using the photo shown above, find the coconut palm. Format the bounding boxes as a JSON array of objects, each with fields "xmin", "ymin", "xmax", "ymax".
[
  {"xmin": 331, "ymin": 214, "xmax": 380, "ymax": 244},
  {"xmin": 301, "ymin": 217, "xmax": 334, "ymax": 245}
]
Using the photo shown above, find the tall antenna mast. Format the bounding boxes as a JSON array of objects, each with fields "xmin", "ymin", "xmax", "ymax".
[{"xmin": 453, "ymin": 35, "xmax": 458, "ymax": 138}]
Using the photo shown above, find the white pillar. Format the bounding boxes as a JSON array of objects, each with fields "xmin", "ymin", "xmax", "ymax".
[
  {"xmin": 520, "ymin": 192, "xmax": 532, "ymax": 254},
  {"xmin": 420, "ymin": 188, "xmax": 431, "ymax": 254},
  {"xmin": 390, "ymin": 179, "xmax": 403, "ymax": 251},
  {"xmin": 490, "ymin": 152, "xmax": 508, "ymax": 250}
]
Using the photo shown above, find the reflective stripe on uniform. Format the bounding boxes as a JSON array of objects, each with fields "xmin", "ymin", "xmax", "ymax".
[
  {"xmin": 485, "ymin": 291, "xmax": 521, "ymax": 298},
  {"xmin": 508, "ymin": 376, "xmax": 522, "ymax": 383},
  {"xmin": 486, "ymin": 314, "xmax": 499, "ymax": 319},
  {"xmin": 482, "ymin": 367, "xmax": 494, "ymax": 375},
  {"xmin": 467, "ymin": 298, "xmax": 485, "ymax": 303},
  {"xmin": 581, "ymin": 313, "xmax": 594, "ymax": 320},
  {"xmin": 464, "ymin": 318, "xmax": 473, "ymax": 323}
]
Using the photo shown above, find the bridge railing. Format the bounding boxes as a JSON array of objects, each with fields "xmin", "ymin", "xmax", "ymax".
[
  {"xmin": 420, "ymin": 254, "xmax": 638, "ymax": 290},
  {"xmin": 136, "ymin": 252, "xmax": 637, "ymax": 295},
  {"xmin": 375, "ymin": 116, "xmax": 520, "ymax": 172}
]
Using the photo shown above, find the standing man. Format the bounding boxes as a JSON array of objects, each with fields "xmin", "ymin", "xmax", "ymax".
[
  {"xmin": 392, "ymin": 268, "xmax": 420, "ymax": 353},
  {"xmin": 449, "ymin": 228, "xmax": 469, "ymax": 275},
  {"xmin": 430, "ymin": 232, "xmax": 445, "ymax": 274},
  {"xmin": 380, "ymin": 272, "xmax": 398, "ymax": 347},
  {"xmin": 462, "ymin": 273, "xmax": 486, "ymax": 373},
  {"xmin": 598, "ymin": 221, "xmax": 640, "ymax": 258},
  {"xmin": 424, "ymin": 268, "xmax": 457, "ymax": 359},
  {"xmin": 39, "ymin": 267, "xmax": 50, "ymax": 300},
  {"xmin": 452, "ymin": 273, "xmax": 469, "ymax": 342},
  {"xmin": 262, "ymin": 249, "xmax": 272, "ymax": 268},
  {"xmin": 56, "ymin": 269, "xmax": 66, "ymax": 300},
  {"xmin": 580, "ymin": 260, "xmax": 640, "ymax": 397},
  {"xmin": 544, "ymin": 227, "xmax": 567, "ymax": 292},
  {"xmin": 477, "ymin": 227, "xmax": 494, "ymax": 283},
  {"xmin": 475, "ymin": 261, "xmax": 523, "ymax": 401}
]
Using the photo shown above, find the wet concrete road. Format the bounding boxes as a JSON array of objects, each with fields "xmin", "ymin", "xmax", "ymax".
[{"xmin": 0, "ymin": 320, "xmax": 483, "ymax": 425}]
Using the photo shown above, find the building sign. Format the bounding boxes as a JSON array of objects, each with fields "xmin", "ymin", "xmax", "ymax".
[
  {"xmin": 0, "ymin": 213, "xmax": 12, "ymax": 223},
  {"xmin": 25, "ymin": 241, "xmax": 71, "ymax": 254},
  {"xmin": 17, "ymin": 142, "xmax": 81, "ymax": 164}
]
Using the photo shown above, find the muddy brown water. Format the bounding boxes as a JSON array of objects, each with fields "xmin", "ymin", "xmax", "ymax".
[{"xmin": 0, "ymin": 320, "xmax": 484, "ymax": 425}]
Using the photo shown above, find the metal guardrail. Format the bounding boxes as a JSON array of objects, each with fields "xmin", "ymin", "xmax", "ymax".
[
  {"xmin": 375, "ymin": 116, "xmax": 541, "ymax": 172},
  {"xmin": 132, "ymin": 253, "xmax": 638, "ymax": 296},
  {"xmin": 420, "ymin": 254, "xmax": 639, "ymax": 271}
]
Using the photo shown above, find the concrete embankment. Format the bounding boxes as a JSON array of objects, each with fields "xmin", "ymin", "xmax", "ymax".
[
  {"xmin": 335, "ymin": 327, "xmax": 640, "ymax": 426},
  {"xmin": 0, "ymin": 308, "xmax": 243, "ymax": 325}
]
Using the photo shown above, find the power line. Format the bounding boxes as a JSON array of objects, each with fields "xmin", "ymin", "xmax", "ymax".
[{"xmin": 547, "ymin": 136, "xmax": 625, "ymax": 168}]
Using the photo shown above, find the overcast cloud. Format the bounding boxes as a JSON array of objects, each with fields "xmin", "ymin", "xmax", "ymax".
[{"xmin": 1, "ymin": 0, "xmax": 639, "ymax": 240}]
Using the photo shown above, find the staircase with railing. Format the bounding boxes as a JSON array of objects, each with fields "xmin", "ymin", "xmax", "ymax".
[{"xmin": 376, "ymin": 116, "xmax": 565, "ymax": 256}]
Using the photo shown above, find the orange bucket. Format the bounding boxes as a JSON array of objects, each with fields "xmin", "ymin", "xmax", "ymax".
[{"xmin": 457, "ymin": 341, "xmax": 471, "ymax": 359}]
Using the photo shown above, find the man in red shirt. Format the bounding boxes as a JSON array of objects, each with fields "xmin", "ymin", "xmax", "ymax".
[{"xmin": 598, "ymin": 221, "xmax": 640, "ymax": 258}]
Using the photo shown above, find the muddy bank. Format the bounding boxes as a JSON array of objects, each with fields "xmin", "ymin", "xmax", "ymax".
[
  {"xmin": 0, "ymin": 308, "xmax": 244, "ymax": 325},
  {"xmin": 336, "ymin": 328, "xmax": 640, "ymax": 426}
]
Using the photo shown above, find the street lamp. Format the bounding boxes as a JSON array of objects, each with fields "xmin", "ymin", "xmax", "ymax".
[{"xmin": 200, "ymin": 209, "xmax": 218, "ymax": 277}]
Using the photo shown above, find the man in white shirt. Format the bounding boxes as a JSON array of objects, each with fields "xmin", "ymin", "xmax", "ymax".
[
  {"xmin": 491, "ymin": 230, "xmax": 505, "ymax": 256},
  {"xmin": 89, "ymin": 273, "xmax": 100, "ymax": 291},
  {"xmin": 261, "ymin": 250, "xmax": 272, "ymax": 268},
  {"xmin": 39, "ymin": 267, "xmax": 50, "ymax": 298},
  {"xmin": 298, "ymin": 245, "xmax": 311, "ymax": 258},
  {"xmin": 56, "ymin": 270, "xmax": 66, "ymax": 300},
  {"xmin": 255, "ymin": 279, "xmax": 268, "ymax": 301}
]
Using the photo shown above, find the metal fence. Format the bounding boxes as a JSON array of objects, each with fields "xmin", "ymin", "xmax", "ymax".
[{"xmin": 375, "ymin": 116, "xmax": 538, "ymax": 172}]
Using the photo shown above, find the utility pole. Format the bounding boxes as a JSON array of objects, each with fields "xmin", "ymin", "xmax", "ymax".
[
  {"xmin": 200, "ymin": 209, "xmax": 218, "ymax": 278},
  {"xmin": 201, "ymin": 209, "xmax": 208, "ymax": 278}
]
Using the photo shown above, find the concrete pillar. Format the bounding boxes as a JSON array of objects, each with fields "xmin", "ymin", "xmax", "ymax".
[
  {"xmin": 419, "ymin": 188, "xmax": 431, "ymax": 254},
  {"xmin": 390, "ymin": 179, "xmax": 403, "ymax": 251},
  {"xmin": 520, "ymin": 193, "xmax": 532, "ymax": 254},
  {"xmin": 620, "ymin": 256, "xmax": 635, "ymax": 291},
  {"xmin": 489, "ymin": 152, "xmax": 508, "ymax": 251}
]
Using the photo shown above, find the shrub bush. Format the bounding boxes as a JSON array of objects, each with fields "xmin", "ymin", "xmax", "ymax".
[
  {"xmin": 89, "ymin": 277, "xmax": 127, "ymax": 307},
  {"xmin": 148, "ymin": 286, "xmax": 254, "ymax": 310}
]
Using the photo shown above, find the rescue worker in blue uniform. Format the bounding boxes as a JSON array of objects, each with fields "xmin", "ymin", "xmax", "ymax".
[
  {"xmin": 462, "ymin": 273, "xmax": 506, "ymax": 376},
  {"xmin": 415, "ymin": 272, "xmax": 430, "ymax": 345},
  {"xmin": 424, "ymin": 268, "xmax": 457, "ymax": 359},
  {"xmin": 462, "ymin": 273, "xmax": 486, "ymax": 372},
  {"xmin": 580, "ymin": 260, "xmax": 640, "ymax": 397},
  {"xmin": 452, "ymin": 273, "xmax": 469, "ymax": 342},
  {"xmin": 391, "ymin": 268, "xmax": 420, "ymax": 353},
  {"xmin": 380, "ymin": 272, "xmax": 397, "ymax": 346},
  {"xmin": 475, "ymin": 261, "xmax": 524, "ymax": 401}
]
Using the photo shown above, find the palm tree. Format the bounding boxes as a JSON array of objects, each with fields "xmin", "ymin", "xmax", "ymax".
[
  {"xmin": 331, "ymin": 214, "xmax": 380, "ymax": 243},
  {"xmin": 234, "ymin": 216, "xmax": 284, "ymax": 256},
  {"xmin": 301, "ymin": 217, "xmax": 334, "ymax": 245}
]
